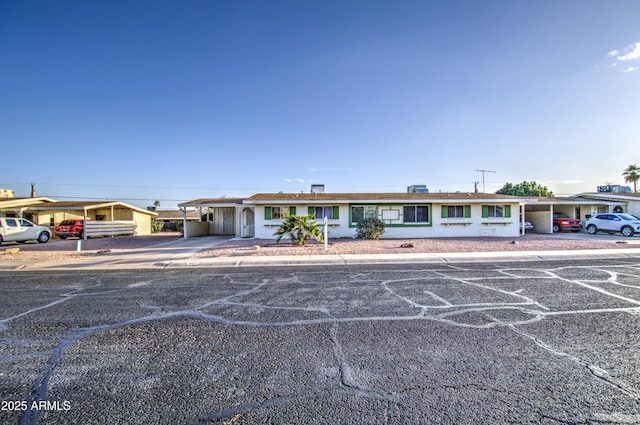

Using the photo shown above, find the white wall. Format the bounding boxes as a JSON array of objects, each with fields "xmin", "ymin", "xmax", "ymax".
[{"xmin": 252, "ymin": 203, "xmax": 521, "ymax": 239}]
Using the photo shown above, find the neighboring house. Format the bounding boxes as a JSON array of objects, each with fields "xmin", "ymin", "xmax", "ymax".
[
  {"xmin": 571, "ymin": 192, "xmax": 640, "ymax": 217},
  {"xmin": 0, "ymin": 198, "xmax": 157, "ymax": 236},
  {"xmin": 180, "ymin": 191, "xmax": 530, "ymax": 239}
]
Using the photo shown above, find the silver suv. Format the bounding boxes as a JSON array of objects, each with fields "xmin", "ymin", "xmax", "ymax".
[
  {"xmin": 0, "ymin": 217, "xmax": 51, "ymax": 244},
  {"xmin": 585, "ymin": 213, "xmax": 640, "ymax": 237}
]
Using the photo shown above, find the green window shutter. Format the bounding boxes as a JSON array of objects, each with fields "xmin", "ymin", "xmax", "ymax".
[
  {"xmin": 289, "ymin": 206, "xmax": 296, "ymax": 216},
  {"xmin": 332, "ymin": 206, "xmax": 339, "ymax": 219},
  {"xmin": 441, "ymin": 206, "xmax": 448, "ymax": 218},
  {"xmin": 308, "ymin": 206, "xmax": 314, "ymax": 216},
  {"xmin": 464, "ymin": 205, "xmax": 471, "ymax": 218},
  {"xmin": 264, "ymin": 206, "xmax": 272, "ymax": 220},
  {"xmin": 504, "ymin": 205, "xmax": 511, "ymax": 218},
  {"xmin": 482, "ymin": 205, "xmax": 489, "ymax": 218}
]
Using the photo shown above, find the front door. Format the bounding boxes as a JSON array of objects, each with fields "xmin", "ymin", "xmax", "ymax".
[{"xmin": 241, "ymin": 208, "xmax": 255, "ymax": 238}]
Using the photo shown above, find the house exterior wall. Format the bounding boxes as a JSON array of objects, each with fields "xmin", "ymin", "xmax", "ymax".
[
  {"xmin": 132, "ymin": 211, "xmax": 152, "ymax": 235},
  {"xmin": 252, "ymin": 202, "xmax": 521, "ymax": 239}
]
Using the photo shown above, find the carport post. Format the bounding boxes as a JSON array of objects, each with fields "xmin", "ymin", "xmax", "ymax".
[
  {"xmin": 83, "ymin": 207, "xmax": 88, "ymax": 240},
  {"xmin": 181, "ymin": 207, "xmax": 188, "ymax": 239}
]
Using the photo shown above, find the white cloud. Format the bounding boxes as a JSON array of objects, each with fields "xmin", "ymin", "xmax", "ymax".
[
  {"xmin": 604, "ymin": 42, "xmax": 640, "ymax": 73},
  {"xmin": 618, "ymin": 42, "xmax": 640, "ymax": 61},
  {"xmin": 282, "ymin": 178, "xmax": 314, "ymax": 183}
]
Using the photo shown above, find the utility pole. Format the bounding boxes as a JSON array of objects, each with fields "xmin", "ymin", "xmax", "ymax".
[{"xmin": 475, "ymin": 169, "xmax": 496, "ymax": 193}]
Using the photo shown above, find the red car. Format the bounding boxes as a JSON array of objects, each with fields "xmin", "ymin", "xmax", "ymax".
[
  {"xmin": 55, "ymin": 220, "xmax": 84, "ymax": 239},
  {"xmin": 553, "ymin": 213, "xmax": 582, "ymax": 233}
]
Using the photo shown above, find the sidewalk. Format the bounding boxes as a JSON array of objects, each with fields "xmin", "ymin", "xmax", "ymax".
[{"xmin": 2, "ymin": 236, "xmax": 640, "ymax": 271}]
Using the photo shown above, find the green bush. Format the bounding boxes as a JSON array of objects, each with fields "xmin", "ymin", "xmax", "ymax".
[
  {"xmin": 151, "ymin": 219, "xmax": 164, "ymax": 233},
  {"xmin": 356, "ymin": 218, "xmax": 385, "ymax": 240}
]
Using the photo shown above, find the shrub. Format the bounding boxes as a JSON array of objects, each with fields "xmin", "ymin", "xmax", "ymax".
[
  {"xmin": 356, "ymin": 218, "xmax": 385, "ymax": 240},
  {"xmin": 151, "ymin": 219, "xmax": 164, "ymax": 233}
]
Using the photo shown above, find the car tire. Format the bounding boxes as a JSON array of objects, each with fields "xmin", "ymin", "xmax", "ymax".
[
  {"xmin": 0, "ymin": 235, "xmax": 3, "ymax": 245},
  {"xmin": 38, "ymin": 232, "xmax": 50, "ymax": 243},
  {"xmin": 621, "ymin": 226, "xmax": 635, "ymax": 237},
  {"xmin": 552, "ymin": 224, "xmax": 560, "ymax": 233},
  {"xmin": 587, "ymin": 224, "xmax": 598, "ymax": 235}
]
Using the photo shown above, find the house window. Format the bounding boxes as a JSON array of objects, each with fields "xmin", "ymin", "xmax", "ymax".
[
  {"xmin": 351, "ymin": 205, "xmax": 378, "ymax": 224},
  {"xmin": 403, "ymin": 206, "xmax": 430, "ymax": 223},
  {"xmin": 264, "ymin": 206, "xmax": 295, "ymax": 220},
  {"xmin": 442, "ymin": 205, "xmax": 471, "ymax": 218},
  {"xmin": 310, "ymin": 206, "xmax": 339, "ymax": 220},
  {"xmin": 482, "ymin": 205, "xmax": 512, "ymax": 218}
]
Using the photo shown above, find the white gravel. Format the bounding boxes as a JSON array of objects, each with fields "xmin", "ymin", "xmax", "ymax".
[{"xmin": 193, "ymin": 234, "xmax": 639, "ymax": 258}]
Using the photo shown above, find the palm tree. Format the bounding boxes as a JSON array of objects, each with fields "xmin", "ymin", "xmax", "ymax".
[
  {"xmin": 274, "ymin": 214, "xmax": 324, "ymax": 246},
  {"xmin": 622, "ymin": 164, "xmax": 640, "ymax": 192}
]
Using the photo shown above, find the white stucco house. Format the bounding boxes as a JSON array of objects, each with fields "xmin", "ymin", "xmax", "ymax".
[{"xmin": 180, "ymin": 191, "xmax": 531, "ymax": 239}]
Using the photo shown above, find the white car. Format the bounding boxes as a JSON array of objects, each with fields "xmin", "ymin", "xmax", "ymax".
[
  {"xmin": 585, "ymin": 213, "xmax": 640, "ymax": 237},
  {"xmin": 0, "ymin": 217, "xmax": 51, "ymax": 244}
]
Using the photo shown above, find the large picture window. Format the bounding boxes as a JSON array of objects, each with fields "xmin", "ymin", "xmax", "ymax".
[
  {"xmin": 403, "ymin": 205, "xmax": 430, "ymax": 223},
  {"xmin": 351, "ymin": 205, "xmax": 377, "ymax": 224}
]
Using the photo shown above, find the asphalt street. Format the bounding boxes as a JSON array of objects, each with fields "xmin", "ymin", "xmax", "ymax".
[{"xmin": 2, "ymin": 259, "xmax": 640, "ymax": 424}]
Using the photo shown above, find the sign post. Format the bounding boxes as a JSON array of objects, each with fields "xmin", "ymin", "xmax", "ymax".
[{"xmin": 324, "ymin": 217, "xmax": 328, "ymax": 251}]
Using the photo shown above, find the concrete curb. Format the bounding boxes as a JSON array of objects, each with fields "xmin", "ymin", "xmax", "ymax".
[
  {"xmin": 166, "ymin": 248, "xmax": 640, "ymax": 269},
  {"xmin": 2, "ymin": 244, "xmax": 640, "ymax": 271}
]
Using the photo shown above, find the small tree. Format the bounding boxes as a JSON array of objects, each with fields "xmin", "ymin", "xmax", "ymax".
[
  {"xmin": 496, "ymin": 181, "xmax": 553, "ymax": 197},
  {"xmin": 356, "ymin": 218, "xmax": 385, "ymax": 240},
  {"xmin": 274, "ymin": 214, "xmax": 324, "ymax": 246},
  {"xmin": 623, "ymin": 164, "xmax": 640, "ymax": 192}
]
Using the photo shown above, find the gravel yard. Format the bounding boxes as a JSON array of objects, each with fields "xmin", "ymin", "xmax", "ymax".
[
  {"xmin": 194, "ymin": 234, "xmax": 640, "ymax": 258},
  {"xmin": 1, "ymin": 232, "xmax": 638, "ymax": 262}
]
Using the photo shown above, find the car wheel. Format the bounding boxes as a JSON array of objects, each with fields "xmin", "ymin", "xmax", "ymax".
[
  {"xmin": 0, "ymin": 235, "xmax": 3, "ymax": 245},
  {"xmin": 552, "ymin": 224, "xmax": 560, "ymax": 233},
  {"xmin": 38, "ymin": 232, "xmax": 50, "ymax": 243},
  {"xmin": 621, "ymin": 226, "xmax": 635, "ymax": 237},
  {"xmin": 587, "ymin": 224, "xmax": 598, "ymax": 235}
]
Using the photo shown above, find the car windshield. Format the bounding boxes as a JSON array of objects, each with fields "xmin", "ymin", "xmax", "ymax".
[
  {"xmin": 554, "ymin": 213, "xmax": 569, "ymax": 218},
  {"xmin": 619, "ymin": 214, "xmax": 639, "ymax": 221}
]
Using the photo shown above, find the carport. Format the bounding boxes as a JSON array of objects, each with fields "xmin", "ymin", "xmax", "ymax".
[
  {"xmin": 525, "ymin": 197, "xmax": 625, "ymax": 234},
  {"xmin": 177, "ymin": 198, "xmax": 246, "ymax": 238},
  {"xmin": 22, "ymin": 201, "xmax": 157, "ymax": 239}
]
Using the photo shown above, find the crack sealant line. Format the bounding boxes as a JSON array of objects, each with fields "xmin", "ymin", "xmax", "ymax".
[
  {"xmin": 546, "ymin": 271, "xmax": 640, "ymax": 307},
  {"xmin": 509, "ymin": 325, "xmax": 640, "ymax": 400}
]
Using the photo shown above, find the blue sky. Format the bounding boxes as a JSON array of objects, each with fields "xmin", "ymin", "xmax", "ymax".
[{"xmin": 2, "ymin": 0, "xmax": 639, "ymax": 209}]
